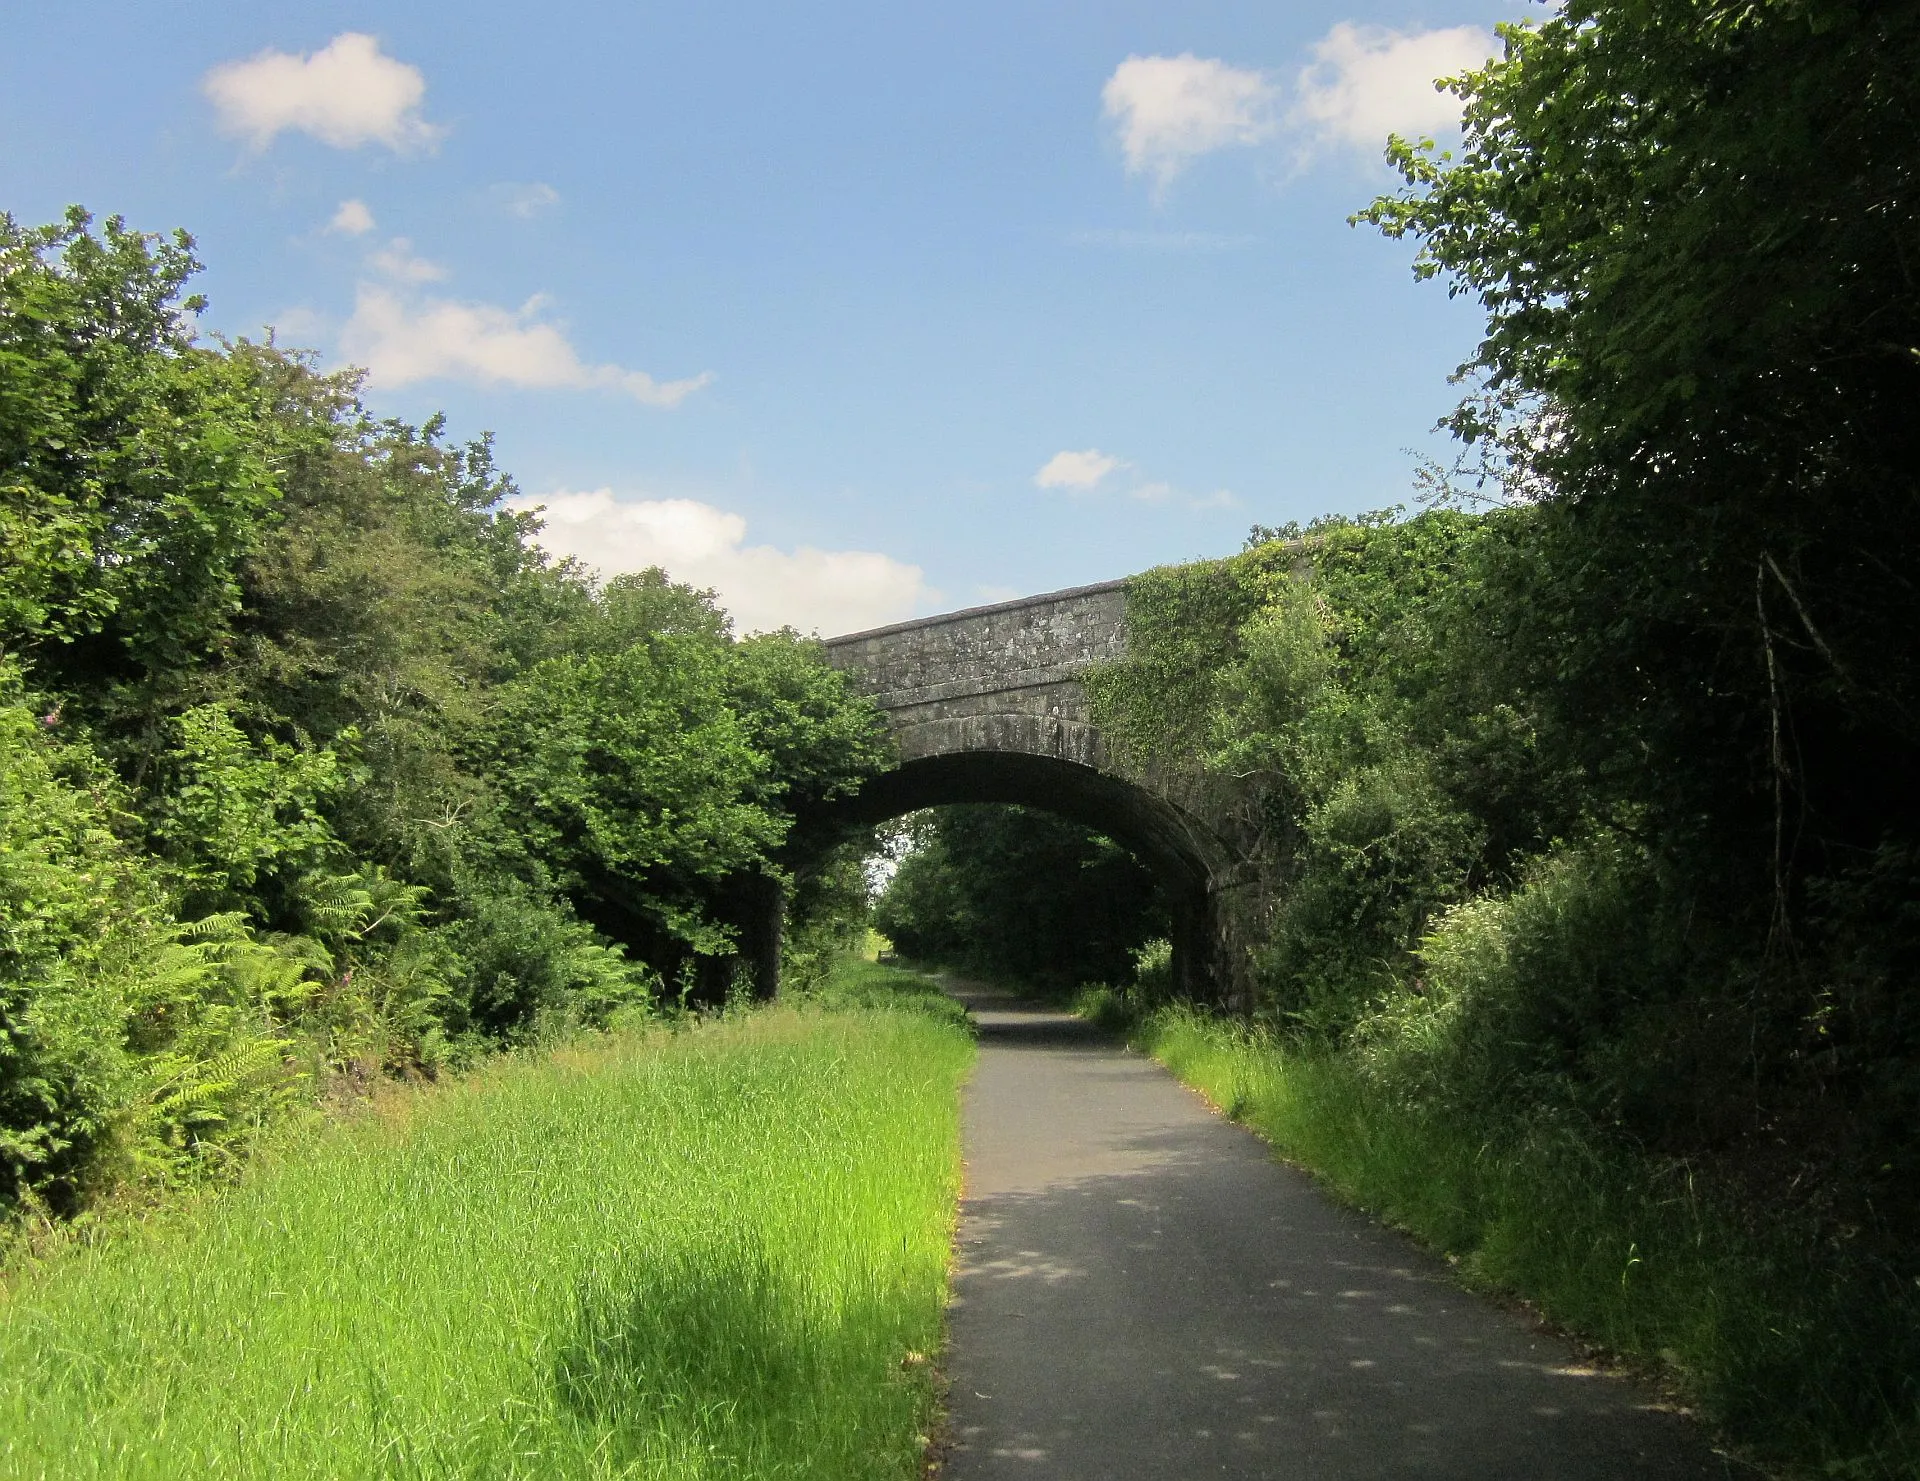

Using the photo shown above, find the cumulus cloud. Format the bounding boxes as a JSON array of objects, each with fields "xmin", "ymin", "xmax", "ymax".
[
  {"xmin": 328, "ymin": 199, "xmax": 375, "ymax": 235},
  {"xmin": 491, "ymin": 182, "xmax": 561, "ymax": 219},
  {"xmin": 1290, "ymin": 23, "xmax": 1495, "ymax": 158},
  {"xmin": 507, "ymin": 490, "xmax": 929, "ymax": 635},
  {"xmin": 365, "ymin": 237, "xmax": 446, "ymax": 283},
  {"xmin": 340, "ymin": 285, "xmax": 713, "ymax": 406},
  {"xmin": 1035, "ymin": 448, "xmax": 1126, "ymax": 490},
  {"xmin": 1102, "ymin": 54, "xmax": 1277, "ymax": 189},
  {"xmin": 203, "ymin": 32, "xmax": 442, "ymax": 153}
]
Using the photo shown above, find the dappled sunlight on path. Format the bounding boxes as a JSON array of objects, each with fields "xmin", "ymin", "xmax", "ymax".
[{"xmin": 940, "ymin": 989, "xmax": 1752, "ymax": 1480}]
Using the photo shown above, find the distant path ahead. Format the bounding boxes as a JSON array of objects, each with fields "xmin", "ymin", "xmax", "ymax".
[{"xmin": 941, "ymin": 988, "xmax": 1749, "ymax": 1480}]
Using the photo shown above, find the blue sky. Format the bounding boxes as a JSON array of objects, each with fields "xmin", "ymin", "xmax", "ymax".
[{"xmin": 4, "ymin": 1, "xmax": 1523, "ymax": 634}]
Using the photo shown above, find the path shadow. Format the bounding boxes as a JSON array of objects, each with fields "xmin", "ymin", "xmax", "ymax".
[
  {"xmin": 941, "ymin": 983, "xmax": 1114, "ymax": 1051},
  {"xmin": 943, "ymin": 998, "xmax": 1758, "ymax": 1481}
]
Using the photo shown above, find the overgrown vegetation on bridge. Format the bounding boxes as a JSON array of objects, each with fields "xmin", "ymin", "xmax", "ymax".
[{"xmin": 0, "ymin": 210, "xmax": 889, "ymax": 1225}]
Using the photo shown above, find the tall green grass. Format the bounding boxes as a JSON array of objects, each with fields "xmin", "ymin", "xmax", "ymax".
[
  {"xmin": 1136, "ymin": 1006, "xmax": 1920, "ymax": 1479},
  {"xmin": 792, "ymin": 957, "xmax": 971, "ymax": 1029},
  {"xmin": 0, "ymin": 999, "xmax": 973, "ymax": 1479}
]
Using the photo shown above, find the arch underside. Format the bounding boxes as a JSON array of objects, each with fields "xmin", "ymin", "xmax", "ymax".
[
  {"xmin": 793, "ymin": 731, "xmax": 1227, "ymax": 1000},
  {"xmin": 821, "ymin": 749, "xmax": 1219, "ymax": 897}
]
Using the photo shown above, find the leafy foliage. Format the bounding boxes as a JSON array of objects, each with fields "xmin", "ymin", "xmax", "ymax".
[
  {"xmin": 1356, "ymin": 0, "xmax": 1920, "ymax": 930},
  {"xmin": 0, "ymin": 209, "xmax": 887, "ymax": 1219},
  {"xmin": 0, "ymin": 209, "xmax": 276, "ymax": 683},
  {"xmin": 1349, "ymin": 0, "xmax": 1920, "ymax": 1227},
  {"xmin": 0, "ymin": 681, "xmax": 308, "ymax": 1210},
  {"xmin": 875, "ymin": 806, "xmax": 1166, "ymax": 991}
]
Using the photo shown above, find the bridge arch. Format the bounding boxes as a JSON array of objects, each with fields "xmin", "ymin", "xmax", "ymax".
[
  {"xmin": 716, "ymin": 579, "xmax": 1236, "ymax": 1003},
  {"xmin": 793, "ymin": 748, "xmax": 1224, "ymax": 999},
  {"xmin": 819, "ymin": 751, "xmax": 1219, "ymax": 898}
]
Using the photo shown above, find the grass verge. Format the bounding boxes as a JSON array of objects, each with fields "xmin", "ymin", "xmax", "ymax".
[
  {"xmin": 794, "ymin": 957, "xmax": 971, "ymax": 1030},
  {"xmin": 0, "ymin": 989, "xmax": 973, "ymax": 1480},
  {"xmin": 1131, "ymin": 1004, "xmax": 1920, "ymax": 1480}
]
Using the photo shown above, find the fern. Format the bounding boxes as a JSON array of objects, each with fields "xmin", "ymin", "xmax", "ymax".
[
  {"xmin": 299, "ymin": 868, "xmax": 428, "ymax": 948},
  {"xmin": 137, "ymin": 1035, "xmax": 294, "ymax": 1131}
]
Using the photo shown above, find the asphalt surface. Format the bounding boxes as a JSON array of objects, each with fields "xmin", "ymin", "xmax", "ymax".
[{"xmin": 941, "ymin": 988, "xmax": 1753, "ymax": 1480}]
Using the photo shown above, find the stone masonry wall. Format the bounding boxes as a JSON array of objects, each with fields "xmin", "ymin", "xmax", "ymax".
[{"xmin": 822, "ymin": 580, "xmax": 1128, "ymax": 767}]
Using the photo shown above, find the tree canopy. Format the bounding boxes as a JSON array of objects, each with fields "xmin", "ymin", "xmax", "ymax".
[
  {"xmin": 1359, "ymin": 0, "xmax": 1920, "ymax": 883},
  {"xmin": 0, "ymin": 208, "xmax": 888, "ymax": 1215},
  {"xmin": 875, "ymin": 806, "xmax": 1166, "ymax": 991}
]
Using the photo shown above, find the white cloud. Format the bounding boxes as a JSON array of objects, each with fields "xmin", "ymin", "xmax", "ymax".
[
  {"xmin": 1102, "ymin": 54, "xmax": 1277, "ymax": 189},
  {"xmin": 203, "ymin": 32, "xmax": 442, "ymax": 153},
  {"xmin": 340, "ymin": 285, "xmax": 713, "ymax": 406},
  {"xmin": 1035, "ymin": 448, "xmax": 1126, "ymax": 490},
  {"xmin": 507, "ymin": 490, "xmax": 929, "ymax": 635},
  {"xmin": 328, "ymin": 199, "xmax": 375, "ymax": 235},
  {"xmin": 491, "ymin": 182, "xmax": 561, "ymax": 219},
  {"xmin": 1290, "ymin": 23, "xmax": 1496, "ymax": 158},
  {"xmin": 366, "ymin": 237, "xmax": 446, "ymax": 283}
]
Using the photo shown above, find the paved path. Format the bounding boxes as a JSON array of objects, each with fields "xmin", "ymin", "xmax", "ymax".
[{"xmin": 941, "ymin": 990, "xmax": 1751, "ymax": 1480}]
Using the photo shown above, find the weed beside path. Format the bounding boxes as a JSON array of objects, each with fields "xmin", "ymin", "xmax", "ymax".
[{"xmin": 0, "ymin": 997, "xmax": 973, "ymax": 1480}]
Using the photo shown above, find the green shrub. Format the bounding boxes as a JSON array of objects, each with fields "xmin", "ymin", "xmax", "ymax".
[
  {"xmin": 1258, "ymin": 740, "xmax": 1484, "ymax": 1032},
  {"xmin": 0, "ymin": 683, "xmax": 310, "ymax": 1210},
  {"xmin": 148, "ymin": 702, "xmax": 351, "ymax": 912},
  {"xmin": 1130, "ymin": 937, "xmax": 1173, "ymax": 1000},
  {"xmin": 437, "ymin": 881, "xmax": 659, "ymax": 1048},
  {"xmin": 1341, "ymin": 829, "xmax": 1759, "ymax": 1154},
  {"xmin": 1071, "ymin": 984, "xmax": 1134, "ymax": 1031},
  {"xmin": 1361, "ymin": 833, "xmax": 1658, "ymax": 1108}
]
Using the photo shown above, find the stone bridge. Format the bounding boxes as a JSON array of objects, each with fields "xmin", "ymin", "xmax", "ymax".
[{"xmin": 790, "ymin": 578, "xmax": 1238, "ymax": 1000}]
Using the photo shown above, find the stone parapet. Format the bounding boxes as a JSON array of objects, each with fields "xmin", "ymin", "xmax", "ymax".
[{"xmin": 824, "ymin": 579, "xmax": 1127, "ymax": 711}]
